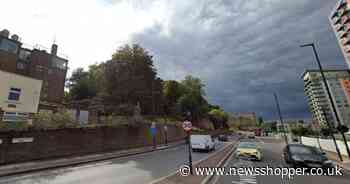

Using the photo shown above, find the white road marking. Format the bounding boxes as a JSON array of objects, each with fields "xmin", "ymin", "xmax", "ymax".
[{"xmin": 230, "ymin": 159, "xmax": 258, "ymax": 184}]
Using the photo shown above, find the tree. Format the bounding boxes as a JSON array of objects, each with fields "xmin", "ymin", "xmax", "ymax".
[
  {"xmin": 270, "ymin": 121, "xmax": 277, "ymax": 132},
  {"xmin": 290, "ymin": 124, "xmax": 314, "ymax": 137},
  {"xmin": 208, "ymin": 104, "xmax": 221, "ymax": 111},
  {"xmin": 103, "ymin": 44, "xmax": 161, "ymax": 115},
  {"xmin": 163, "ymin": 80, "xmax": 185, "ymax": 114},
  {"xmin": 257, "ymin": 117, "xmax": 264, "ymax": 127},
  {"xmin": 208, "ymin": 109, "xmax": 229, "ymax": 129},
  {"xmin": 68, "ymin": 68, "xmax": 97, "ymax": 100},
  {"xmin": 176, "ymin": 75, "xmax": 209, "ymax": 121},
  {"xmin": 181, "ymin": 75, "xmax": 205, "ymax": 96}
]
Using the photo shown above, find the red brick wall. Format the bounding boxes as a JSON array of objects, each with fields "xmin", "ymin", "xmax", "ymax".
[
  {"xmin": 0, "ymin": 124, "xmax": 186, "ymax": 164},
  {"xmin": 0, "ymin": 109, "xmax": 3, "ymax": 121},
  {"xmin": 0, "ymin": 51, "xmax": 17, "ymax": 73},
  {"xmin": 24, "ymin": 50, "xmax": 67, "ymax": 103}
]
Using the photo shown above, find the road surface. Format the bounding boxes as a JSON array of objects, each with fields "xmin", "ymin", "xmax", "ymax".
[
  {"xmin": 215, "ymin": 137, "xmax": 350, "ymax": 184},
  {"xmin": 0, "ymin": 141, "xmax": 226, "ymax": 184}
]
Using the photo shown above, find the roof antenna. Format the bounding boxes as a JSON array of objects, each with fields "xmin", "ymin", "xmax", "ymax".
[
  {"xmin": 53, "ymin": 34, "xmax": 57, "ymax": 44},
  {"xmin": 51, "ymin": 34, "xmax": 58, "ymax": 56}
]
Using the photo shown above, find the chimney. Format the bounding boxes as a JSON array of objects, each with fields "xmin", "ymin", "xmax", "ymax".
[
  {"xmin": 0, "ymin": 29, "xmax": 10, "ymax": 38},
  {"xmin": 51, "ymin": 43, "xmax": 58, "ymax": 56}
]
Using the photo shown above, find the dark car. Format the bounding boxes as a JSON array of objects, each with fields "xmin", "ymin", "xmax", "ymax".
[
  {"xmin": 218, "ymin": 134, "xmax": 228, "ymax": 142},
  {"xmin": 248, "ymin": 134, "xmax": 255, "ymax": 139},
  {"xmin": 282, "ymin": 144, "xmax": 334, "ymax": 169}
]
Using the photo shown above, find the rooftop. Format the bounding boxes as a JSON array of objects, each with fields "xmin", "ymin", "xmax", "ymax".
[{"xmin": 301, "ymin": 69, "xmax": 350, "ymax": 79}]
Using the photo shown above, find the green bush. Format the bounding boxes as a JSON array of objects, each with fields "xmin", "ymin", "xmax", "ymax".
[
  {"xmin": 0, "ymin": 121, "xmax": 30, "ymax": 132},
  {"xmin": 32, "ymin": 109, "xmax": 76, "ymax": 130}
]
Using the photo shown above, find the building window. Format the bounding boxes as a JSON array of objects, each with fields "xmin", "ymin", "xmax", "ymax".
[
  {"xmin": 19, "ymin": 49, "xmax": 31, "ymax": 60},
  {"xmin": 8, "ymin": 88, "xmax": 21, "ymax": 101},
  {"xmin": 17, "ymin": 62, "xmax": 26, "ymax": 70},
  {"xmin": 2, "ymin": 112, "xmax": 28, "ymax": 122},
  {"xmin": 51, "ymin": 57, "xmax": 67, "ymax": 70},
  {"xmin": 0, "ymin": 39, "xmax": 18, "ymax": 54},
  {"xmin": 36, "ymin": 65, "xmax": 45, "ymax": 72}
]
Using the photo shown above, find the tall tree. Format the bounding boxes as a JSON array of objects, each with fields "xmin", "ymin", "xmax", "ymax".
[
  {"xmin": 104, "ymin": 44, "xmax": 161, "ymax": 114},
  {"xmin": 257, "ymin": 117, "xmax": 264, "ymax": 127},
  {"xmin": 163, "ymin": 80, "xmax": 185, "ymax": 114},
  {"xmin": 208, "ymin": 109, "xmax": 229, "ymax": 129},
  {"xmin": 68, "ymin": 68, "xmax": 97, "ymax": 100},
  {"xmin": 177, "ymin": 75, "xmax": 209, "ymax": 120}
]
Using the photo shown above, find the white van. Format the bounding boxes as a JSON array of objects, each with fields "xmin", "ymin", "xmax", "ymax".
[{"xmin": 190, "ymin": 134, "xmax": 215, "ymax": 152}]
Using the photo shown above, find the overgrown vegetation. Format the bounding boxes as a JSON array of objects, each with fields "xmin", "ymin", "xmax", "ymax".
[
  {"xmin": 0, "ymin": 44, "xmax": 231, "ymax": 132},
  {"xmin": 65, "ymin": 43, "xmax": 230, "ymax": 129},
  {"xmin": 31, "ymin": 110, "xmax": 76, "ymax": 130},
  {"xmin": 0, "ymin": 121, "xmax": 30, "ymax": 132},
  {"xmin": 290, "ymin": 122, "xmax": 316, "ymax": 137}
]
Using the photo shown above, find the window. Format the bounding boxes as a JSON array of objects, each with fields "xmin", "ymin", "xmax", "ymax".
[
  {"xmin": 19, "ymin": 49, "xmax": 31, "ymax": 60},
  {"xmin": 17, "ymin": 62, "xmax": 26, "ymax": 70},
  {"xmin": 2, "ymin": 112, "xmax": 28, "ymax": 122},
  {"xmin": 36, "ymin": 65, "xmax": 44, "ymax": 72},
  {"xmin": 51, "ymin": 56, "xmax": 67, "ymax": 70},
  {"xmin": 0, "ymin": 39, "xmax": 18, "ymax": 54},
  {"xmin": 8, "ymin": 88, "xmax": 21, "ymax": 101}
]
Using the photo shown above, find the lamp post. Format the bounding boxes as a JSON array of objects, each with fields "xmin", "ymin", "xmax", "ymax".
[
  {"xmin": 320, "ymin": 108, "xmax": 343, "ymax": 161},
  {"xmin": 300, "ymin": 43, "xmax": 350, "ymax": 158},
  {"xmin": 273, "ymin": 93, "xmax": 288, "ymax": 145}
]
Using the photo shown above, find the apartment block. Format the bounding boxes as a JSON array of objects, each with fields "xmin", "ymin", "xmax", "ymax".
[
  {"xmin": 302, "ymin": 69, "xmax": 350, "ymax": 128},
  {"xmin": 330, "ymin": 0, "xmax": 350, "ymax": 67}
]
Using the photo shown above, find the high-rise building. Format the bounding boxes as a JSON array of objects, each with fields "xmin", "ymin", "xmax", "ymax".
[
  {"xmin": 330, "ymin": 0, "xmax": 350, "ymax": 67},
  {"xmin": 0, "ymin": 29, "xmax": 68, "ymax": 108},
  {"xmin": 302, "ymin": 69, "xmax": 350, "ymax": 128}
]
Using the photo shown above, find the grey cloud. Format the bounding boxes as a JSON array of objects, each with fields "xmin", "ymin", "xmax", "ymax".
[{"xmin": 130, "ymin": 0, "xmax": 347, "ymax": 119}]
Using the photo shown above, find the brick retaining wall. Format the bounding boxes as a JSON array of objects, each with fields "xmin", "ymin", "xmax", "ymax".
[{"xmin": 0, "ymin": 124, "xmax": 186, "ymax": 165}]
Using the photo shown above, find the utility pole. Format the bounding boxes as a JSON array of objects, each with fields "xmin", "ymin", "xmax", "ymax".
[
  {"xmin": 320, "ymin": 108, "xmax": 343, "ymax": 161},
  {"xmin": 273, "ymin": 93, "xmax": 288, "ymax": 145},
  {"xmin": 151, "ymin": 80, "xmax": 154, "ymax": 115},
  {"xmin": 300, "ymin": 43, "xmax": 350, "ymax": 158}
]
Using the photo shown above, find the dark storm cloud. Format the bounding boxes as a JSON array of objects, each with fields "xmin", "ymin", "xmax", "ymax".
[{"xmin": 130, "ymin": 0, "xmax": 347, "ymax": 119}]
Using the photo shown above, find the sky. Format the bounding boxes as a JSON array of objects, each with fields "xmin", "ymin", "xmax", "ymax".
[{"xmin": 0, "ymin": 0, "xmax": 348, "ymax": 120}]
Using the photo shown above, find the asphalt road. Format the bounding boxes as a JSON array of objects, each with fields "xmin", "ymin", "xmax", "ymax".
[
  {"xmin": 0, "ymin": 140, "xmax": 226, "ymax": 184},
  {"xmin": 215, "ymin": 137, "xmax": 350, "ymax": 184}
]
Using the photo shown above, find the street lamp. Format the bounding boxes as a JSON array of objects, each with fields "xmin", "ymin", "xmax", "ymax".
[
  {"xmin": 300, "ymin": 42, "xmax": 350, "ymax": 158},
  {"xmin": 320, "ymin": 108, "xmax": 343, "ymax": 161},
  {"xmin": 273, "ymin": 93, "xmax": 288, "ymax": 145}
]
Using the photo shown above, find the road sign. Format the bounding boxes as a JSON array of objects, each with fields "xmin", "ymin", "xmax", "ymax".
[
  {"xmin": 151, "ymin": 122, "xmax": 157, "ymax": 136},
  {"xmin": 182, "ymin": 121, "xmax": 192, "ymax": 132}
]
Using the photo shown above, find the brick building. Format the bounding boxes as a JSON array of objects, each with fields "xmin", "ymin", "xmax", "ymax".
[{"xmin": 0, "ymin": 29, "xmax": 68, "ymax": 111}]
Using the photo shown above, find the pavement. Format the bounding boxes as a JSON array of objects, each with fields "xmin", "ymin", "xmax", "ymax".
[
  {"xmin": 324, "ymin": 150, "xmax": 350, "ymax": 171},
  {"xmin": 0, "ymin": 141, "xmax": 186, "ymax": 177},
  {"xmin": 212, "ymin": 137, "xmax": 350, "ymax": 184},
  {"xmin": 0, "ymin": 138, "xmax": 229, "ymax": 184}
]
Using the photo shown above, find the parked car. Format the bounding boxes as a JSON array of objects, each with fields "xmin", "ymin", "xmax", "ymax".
[
  {"xmin": 282, "ymin": 144, "xmax": 334, "ymax": 169},
  {"xmin": 247, "ymin": 133, "xmax": 255, "ymax": 139},
  {"xmin": 191, "ymin": 135, "xmax": 216, "ymax": 152},
  {"xmin": 218, "ymin": 134, "xmax": 228, "ymax": 142},
  {"xmin": 235, "ymin": 142, "xmax": 262, "ymax": 161}
]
